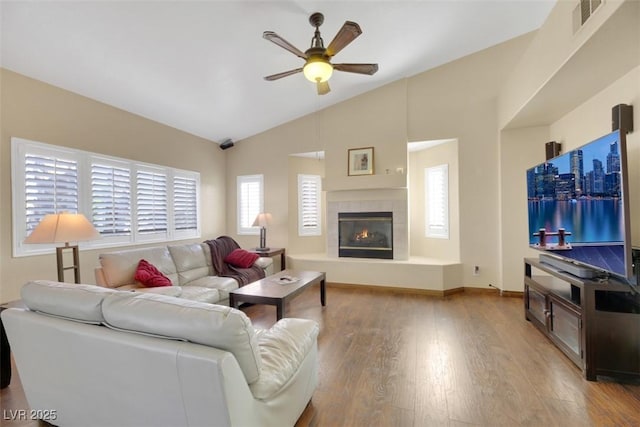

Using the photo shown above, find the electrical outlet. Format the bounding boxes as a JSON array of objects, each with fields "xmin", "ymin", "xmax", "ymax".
[{"xmin": 473, "ymin": 265, "xmax": 480, "ymax": 276}]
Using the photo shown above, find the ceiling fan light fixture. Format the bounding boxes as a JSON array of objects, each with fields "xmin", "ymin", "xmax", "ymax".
[{"xmin": 303, "ymin": 57, "xmax": 333, "ymax": 83}]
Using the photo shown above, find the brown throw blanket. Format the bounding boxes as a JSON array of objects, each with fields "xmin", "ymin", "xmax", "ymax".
[{"xmin": 204, "ymin": 236, "xmax": 265, "ymax": 286}]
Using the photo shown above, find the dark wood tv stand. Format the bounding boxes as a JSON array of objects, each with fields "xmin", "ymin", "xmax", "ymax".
[{"xmin": 524, "ymin": 257, "xmax": 640, "ymax": 381}]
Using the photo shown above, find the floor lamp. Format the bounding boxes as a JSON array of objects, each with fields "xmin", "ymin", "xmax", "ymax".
[
  {"xmin": 24, "ymin": 213, "xmax": 100, "ymax": 283},
  {"xmin": 252, "ymin": 212, "xmax": 273, "ymax": 252}
]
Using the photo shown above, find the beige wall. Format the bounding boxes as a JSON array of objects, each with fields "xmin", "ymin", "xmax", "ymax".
[
  {"xmin": 322, "ymin": 80, "xmax": 408, "ymax": 192},
  {"xmin": 224, "ymin": 80, "xmax": 410, "ymax": 250},
  {"xmin": 499, "ymin": 126, "xmax": 550, "ymax": 291},
  {"xmin": 0, "ymin": 69, "xmax": 226, "ymax": 302},
  {"xmin": 287, "ymin": 156, "xmax": 326, "ymax": 255},
  {"xmin": 407, "ymin": 34, "xmax": 535, "ymax": 287},
  {"xmin": 549, "ymin": 66, "xmax": 639, "ymax": 245},
  {"xmin": 226, "ymin": 33, "xmax": 535, "ymax": 289},
  {"xmin": 498, "ymin": 0, "xmax": 628, "ymax": 128},
  {"xmin": 408, "ymin": 141, "xmax": 460, "ymax": 262},
  {"xmin": 223, "ymin": 113, "xmax": 320, "ymax": 251}
]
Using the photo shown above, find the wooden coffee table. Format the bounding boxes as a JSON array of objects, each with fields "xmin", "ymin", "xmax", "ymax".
[{"xmin": 229, "ymin": 270, "xmax": 326, "ymax": 320}]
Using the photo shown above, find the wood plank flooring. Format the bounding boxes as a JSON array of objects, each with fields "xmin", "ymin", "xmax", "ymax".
[{"xmin": 2, "ymin": 285, "xmax": 639, "ymax": 426}]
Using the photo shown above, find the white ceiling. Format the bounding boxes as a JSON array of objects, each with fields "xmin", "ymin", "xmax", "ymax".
[{"xmin": 1, "ymin": 1, "xmax": 555, "ymax": 143}]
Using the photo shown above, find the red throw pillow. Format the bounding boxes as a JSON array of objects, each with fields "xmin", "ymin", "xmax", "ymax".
[
  {"xmin": 134, "ymin": 259, "xmax": 172, "ymax": 288},
  {"xmin": 224, "ymin": 249, "xmax": 259, "ymax": 269}
]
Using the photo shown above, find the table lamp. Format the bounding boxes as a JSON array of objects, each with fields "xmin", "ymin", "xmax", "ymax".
[
  {"xmin": 252, "ymin": 212, "xmax": 273, "ymax": 252},
  {"xmin": 24, "ymin": 212, "xmax": 100, "ymax": 283}
]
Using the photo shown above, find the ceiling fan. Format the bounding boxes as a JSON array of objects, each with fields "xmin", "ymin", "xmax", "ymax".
[{"xmin": 263, "ymin": 12, "xmax": 379, "ymax": 95}]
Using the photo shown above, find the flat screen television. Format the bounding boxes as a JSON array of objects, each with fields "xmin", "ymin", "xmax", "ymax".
[{"xmin": 526, "ymin": 130, "xmax": 636, "ymax": 285}]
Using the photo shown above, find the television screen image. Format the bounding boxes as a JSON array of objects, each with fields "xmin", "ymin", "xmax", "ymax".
[{"xmin": 526, "ymin": 130, "xmax": 634, "ymax": 282}]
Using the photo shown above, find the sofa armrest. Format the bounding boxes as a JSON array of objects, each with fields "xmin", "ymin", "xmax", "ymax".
[
  {"xmin": 250, "ymin": 318, "xmax": 319, "ymax": 399},
  {"xmin": 94, "ymin": 267, "xmax": 108, "ymax": 287},
  {"xmin": 254, "ymin": 257, "xmax": 274, "ymax": 276}
]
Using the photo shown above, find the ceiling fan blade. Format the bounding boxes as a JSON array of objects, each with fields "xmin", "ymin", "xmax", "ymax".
[
  {"xmin": 326, "ymin": 21, "xmax": 362, "ymax": 57},
  {"xmin": 263, "ymin": 31, "xmax": 307, "ymax": 59},
  {"xmin": 317, "ymin": 81, "xmax": 330, "ymax": 95},
  {"xmin": 264, "ymin": 68, "xmax": 303, "ymax": 81},
  {"xmin": 333, "ymin": 63, "xmax": 379, "ymax": 75}
]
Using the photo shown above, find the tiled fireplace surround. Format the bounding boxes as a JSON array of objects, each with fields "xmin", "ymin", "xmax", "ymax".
[{"xmin": 327, "ymin": 197, "xmax": 409, "ymax": 261}]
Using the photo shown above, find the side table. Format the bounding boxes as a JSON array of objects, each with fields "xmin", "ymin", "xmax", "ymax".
[{"xmin": 250, "ymin": 247, "xmax": 286, "ymax": 271}]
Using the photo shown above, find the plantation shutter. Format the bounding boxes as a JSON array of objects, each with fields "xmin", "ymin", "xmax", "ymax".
[
  {"xmin": 24, "ymin": 153, "xmax": 78, "ymax": 234},
  {"xmin": 13, "ymin": 138, "xmax": 201, "ymax": 256},
  {"xmin": 237, "ymin": 175, "xmax": 263, "ymax": 234},
  {"xmin": 91, "ymin": 162, "xmax": 131, "ymax": 236},
  {"xmin": 298, "ymin": 174, "xmax": 322, "ymax": 236},
  {"xmin": 173, "ymin": 175, "xmax": 198, "ymax": 231},
  {"xmin": 425, "ymin": 164, "xmax": 449, "ymax": 238},
  {"xmin": 136, "ymin": 169, "xmax": 168, "ymax": 234}
]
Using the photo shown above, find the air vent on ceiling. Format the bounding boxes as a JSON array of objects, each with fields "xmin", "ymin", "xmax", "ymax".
[{"xmin": 573, "ymin": 0, "xmax": 603, "ymax": 33}]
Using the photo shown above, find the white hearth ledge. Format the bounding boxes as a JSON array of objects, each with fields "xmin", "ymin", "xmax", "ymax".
[{"xmin": 288, "ymin": 254, "xmax": 462, "ymax": 292}]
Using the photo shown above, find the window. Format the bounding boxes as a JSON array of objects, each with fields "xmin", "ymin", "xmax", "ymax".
[
  {"xmin": 91, "ymin": 159, "xmax": 131, "ymax": 237},
  {"xmin": 237, "ymin": 174, "xmax": 263, "ymax": 235},
  {"xmin": 173, "ymin": 174, "xmax": 199, "ymax": 234},
  {"xmin": 24, "ymin": 151, "xmax": 79, "ymax": 233},
  {"xmin": 298, "ymin": 174, "xmax": 322, "ymax": 236},
  {"xmin": 425, "ymin": 164, "xmax": 449, "ymax": 239},
  {"xmin": 136, "ymin": 168, "xmax": 168, "ymax": 237},
  {"xmin": 12, "ymin": 137, "xmax": 200, "ymax": 256}
]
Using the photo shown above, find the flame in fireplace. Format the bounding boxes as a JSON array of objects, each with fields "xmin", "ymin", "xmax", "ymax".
[{"xmin": 355, "ymin": 228, "xmax": 369, "ymax": 240}]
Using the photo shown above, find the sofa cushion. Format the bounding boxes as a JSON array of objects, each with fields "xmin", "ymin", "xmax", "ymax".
[
  {"xmin": 99, "ymin": 246, "xmax": 178, "ymax": 288},
  {"xmin": 134, "ymin": 259, "xmax": 172, "ymax": 287},
  {"xmin": 224, "ymin": 249, "xmax": 260, "ymax": 269},
  {"xmin": 177, "ymin": 286, "xmax": 220, "ymax": 303},
  {"xmin": 168, "ymin": 243, "xmax": 212, "ymax": 285},
  {"xmin": 124, "ymin": 286, "xmax": 183, "ymax": 297},
  {"xmin": 251, "ymin": 318, "xmax": 320, "ymax": 400},
  {"xmin": 100, "ymin": 285, "xmax": 218, "ymax": 303},
  {"xmin": 183, "ymin": 276, "xmax": 238, "ymax": 301},
  {"xmin": 21, "ymin": 280, "xmax": 118, "ymax": 324},
  {"xmin": 101, "ymin": 292, "xmax": 262, "ymax": 383}
]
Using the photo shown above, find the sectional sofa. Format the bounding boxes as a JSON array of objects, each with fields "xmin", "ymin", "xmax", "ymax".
[
  {"xmin": 94, "ymin": 242, "xmax": 273, "ymax": 305},
  {"xmin": 1, "ymin": 280, "xmax": 319, "ymax": 427}
]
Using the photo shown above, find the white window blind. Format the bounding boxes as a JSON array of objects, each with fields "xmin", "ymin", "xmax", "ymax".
[
  {"xmin": 425, "ymin": 164, "xmax": 449, "ymax": 239},
  {"xmin": 24, "ymin": 153, "xmax": 79, "ymax": 233},
  {"xmin": 136, "ymin": 169, "xmax": 168, "ymax": 235},
  {"xmin": 237, "ymin": 175, "xmax": 263, "ymax": 235},
  {"xmin": 12, "ymin": 137, "xmax": 200, "ymax": 257},
  {"xmin": 298, "ymin": 174, "xmax": 322, "ymax": 236},
  {"xmin": 173, "ymin": 175, "xmax": 198, "ymax": 232},
  {"xmin": 91, "ymin": 161, "xmax": 131, "ymax": 236}
]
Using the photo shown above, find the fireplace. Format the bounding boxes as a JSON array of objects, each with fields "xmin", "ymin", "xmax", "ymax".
[{"xmin": 338, "ymin": 212, "xmax": 393, "ymax": 259}]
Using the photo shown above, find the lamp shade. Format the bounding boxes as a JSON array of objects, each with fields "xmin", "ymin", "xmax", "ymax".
[
  {"xmin": 24, "ymin": 213, "xmax": 100, "ymax": 244},
  {"xmin": 252, "ymin": 212, "xmax": 273, "ymax": 228},
  {"xmin": 303, "ymin": 58, "xmax": 333, "ymax": 83}
]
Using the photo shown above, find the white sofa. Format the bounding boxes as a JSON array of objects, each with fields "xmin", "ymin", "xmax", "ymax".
[
  {"xmin": 94, "ymin": 242, "xmax": 273, "ymax": 305},
  {"xmin": 2, "ymin": 280, "xmax": 319, "ymax": 427}
]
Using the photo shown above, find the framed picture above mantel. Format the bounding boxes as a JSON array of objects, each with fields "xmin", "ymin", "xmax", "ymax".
[{"xmin": 348, "ymin": 147, "xmax": 374, "ymax": 176}]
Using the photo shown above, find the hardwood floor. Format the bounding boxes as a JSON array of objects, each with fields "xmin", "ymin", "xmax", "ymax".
[{"xmin": 2, "ymin": 285, "xmax": 639, "ymax": 426}]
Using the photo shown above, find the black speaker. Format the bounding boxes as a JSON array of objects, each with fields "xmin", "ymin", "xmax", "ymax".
[
  {"xmin": 219, "ymin": 139, "xmax": 234, "ymax": 150},
  {"xmin": 612, "ymin": 104, "xmax": 633, "ymax": 133},
  {"xmin": 545, "ymin": 141, "xmax": 561, "ymax": 160}
]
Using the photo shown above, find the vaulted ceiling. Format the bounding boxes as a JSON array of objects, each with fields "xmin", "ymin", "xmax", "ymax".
[{"xmin": 1, "ymin": 1, "xmax": 555, "ymax": 143}]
